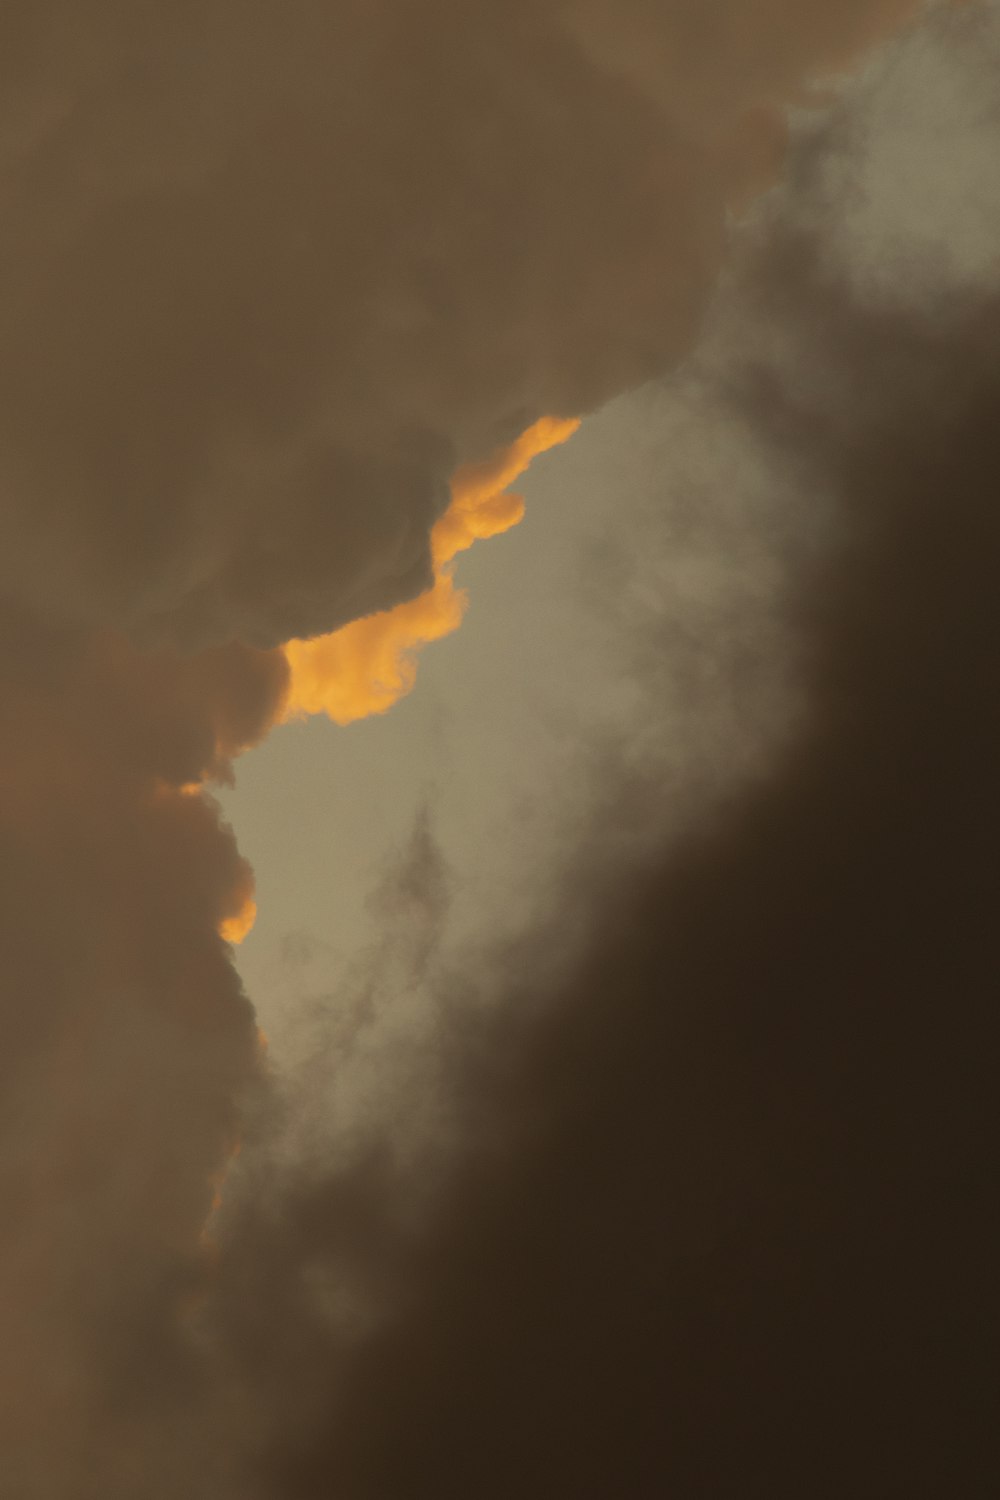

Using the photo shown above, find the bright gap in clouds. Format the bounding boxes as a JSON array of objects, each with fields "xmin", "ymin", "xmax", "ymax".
[
  {"xmin": 217, "ymin": 423, "xmax": 609, "ymax": 1042},
  {"xmin": 281, "ymin": 418, "xmax": 579, "ymax": 727},
  {"xmin": 218, "ymin": 373, "xmax": 809, "ymax": 1063},
  {"xmin": 218, "ymin": 0, "xmax": 1000, "ymax": 1090},
  {"xmin": 213, "ymin": 418, "xmax": 579, "ymax": 959}
]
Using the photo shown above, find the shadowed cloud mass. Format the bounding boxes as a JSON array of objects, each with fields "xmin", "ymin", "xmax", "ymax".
[
  {"xmin": 0, "ymin": 3, "xmax": 991, "ymax": 1498},
  {"xmin": 1, "ymin": 0, "xmax": 921, "ymax": 648}
]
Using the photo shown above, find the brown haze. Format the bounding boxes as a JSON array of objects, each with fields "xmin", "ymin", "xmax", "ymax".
[{"xmin": 0, "ymin": 3, "xmax": 989, "ymax": 1498}]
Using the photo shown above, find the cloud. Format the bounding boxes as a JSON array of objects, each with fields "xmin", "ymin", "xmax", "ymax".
[
  {"xmin": 0, "ymin": 0, "xmax": 931, "ymax": 651},
  {"xmin": 212, "ymin": 145, "xmax": 998, "ymax": 1500},
  {"xmin": 564, "ymin": 0, "xmax": 927, "ymax": 119},
  {"xmin": 282, "ymin": 417, "xmax": 579, "ymax": 725},
  {"xmin": 0, "ymin": 619, "xmax": 289, "ymax": 1496},
  {"xmin": 0, "ymin": 4, "xmax": 974, "ymax": 1498}
]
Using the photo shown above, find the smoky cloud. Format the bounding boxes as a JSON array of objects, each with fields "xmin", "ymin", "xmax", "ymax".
[
  {"xmin": 0, "ymin": 620, "xmax": 287, "ymax": 1496},
  {"xmin": 0, "ymin": 3, "xmax": 983, "ymax": 1499},
  {"xmin": 0, "ymin": 0, "xmax": 924, "ymax": 649},
  {"xmin": 221, "ymin": 216, "xmax": 998, "ymax": 1500}
]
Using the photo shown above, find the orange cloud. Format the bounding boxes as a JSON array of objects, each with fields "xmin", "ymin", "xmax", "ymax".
[
  {"xmin": 218, "ymin": 844, "xmax": 258, "ymax": 945},
  {"xmin": 282, "ymin": 417, "xmax": 580, "ymax": 726},
  {"xmin": 219, "ymin": 896, "xmax": 258, "ymax": 946}
]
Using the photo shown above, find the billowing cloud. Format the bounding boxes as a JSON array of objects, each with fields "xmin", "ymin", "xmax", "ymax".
[
  {"xmin": 0, "ymin": 0, "xmax": 927, "ymax": 650},
  {"xmin": 0, "ymin": 4, "xmax": 975, "ymax": 1499}
]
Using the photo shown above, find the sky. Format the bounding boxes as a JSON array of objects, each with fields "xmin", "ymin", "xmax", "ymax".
[{"xmin": 1, "ymin": 3, "xmax": 997, "ymax": 1497}]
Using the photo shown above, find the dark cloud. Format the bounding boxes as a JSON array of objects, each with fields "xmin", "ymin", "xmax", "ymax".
[
  {"xmin": 0, "ymin": 626, "xmax": 286, "ymax": 1497},
  {"xmin": 565, "ymin": 0, "xmax": 925, "ymax": 122},
  {"xmin": 0, "ymin": 5, "xmax": 980, "ymax": 1499},
  {"xmin": 215, "ymin": 220, "xmax": 998, "ymax": 1499},
  {"xmin": 0, "ymin": 0, "xmax": 924, "ymax": 649}
]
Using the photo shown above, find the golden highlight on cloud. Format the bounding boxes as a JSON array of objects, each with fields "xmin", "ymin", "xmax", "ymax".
[
  {"xmin": 219, "ymin": 895, "xmax": 259, "ymax": 947},
  {"xmin": 282, "ymin": 418, "xmax": 580, "ymax": 725}
]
